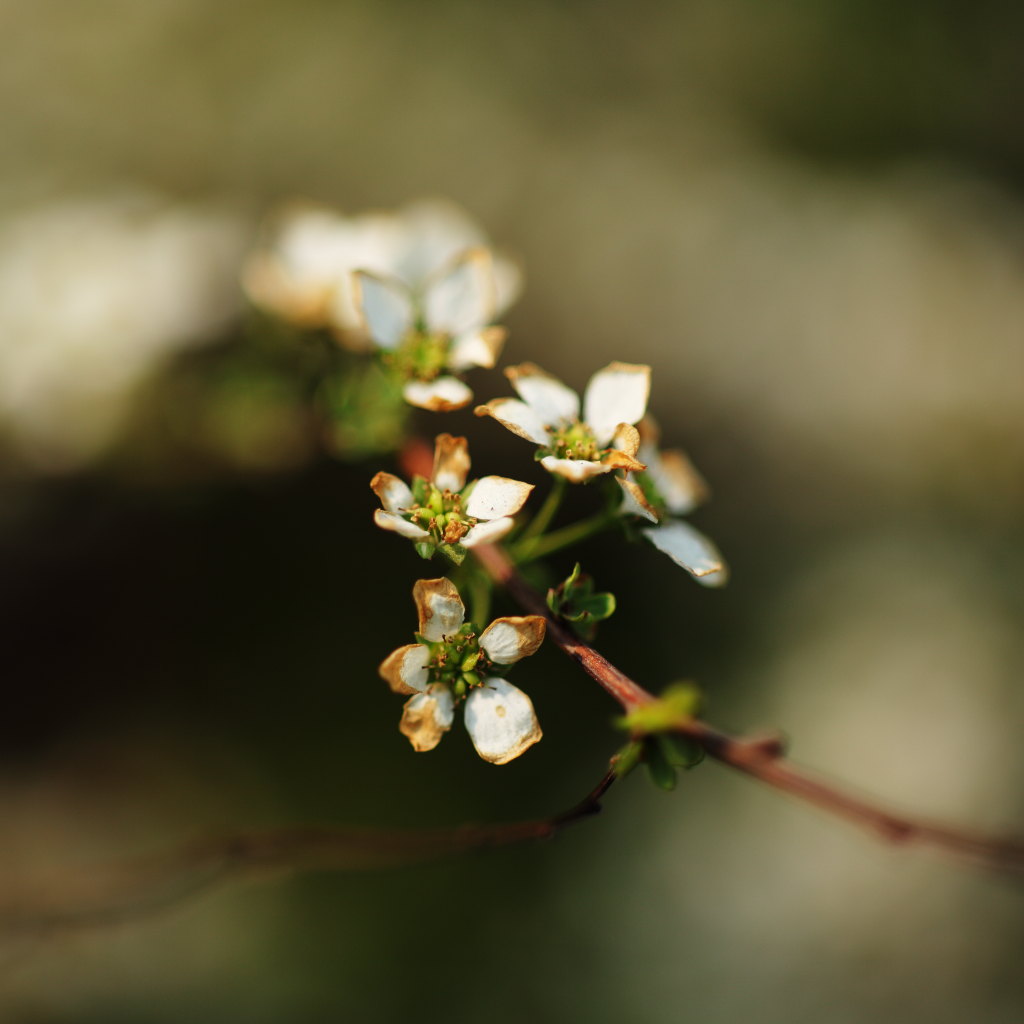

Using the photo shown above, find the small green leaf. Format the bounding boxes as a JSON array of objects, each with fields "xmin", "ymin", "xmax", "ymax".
[
  {"xmin": 618, "ymin": 681, "xmax": 703, "ymax": 735},
  {"xmin": 657, "ymin": 733, "xmax": 705, "ymax": 770},
  {"xmin": 547, "ymin": 563, "xmax": 616, "ymax": 640},
  {"xmin": 612, "ymin": 740, "xmax": 644, "ymax": 779},
  {"xmin": 644, "ymin": 739, "xmax": 677, "ymax": 791}
]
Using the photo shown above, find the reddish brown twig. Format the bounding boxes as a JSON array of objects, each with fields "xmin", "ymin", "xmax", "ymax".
[
  {"xmin": 472, "ymin": 540, "xmax": 1024, "ymax": 873},
  {"xmin": 0, "ymin": 771, "xmax": 614, "ymax": 945}
]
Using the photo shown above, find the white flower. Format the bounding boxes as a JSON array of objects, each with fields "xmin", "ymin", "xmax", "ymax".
[
  {"xmin": 371, "ymin": 433, "xmax": 533, "ymax": 561},
  {"xmin": 475, "ymin": 362, "xmax": 650, "ymax": 481},
  {"xmin": 617, "ymin": 418, "xmax": 728, "ymax": 587},
  {"xmin": 379, "ymin": 578, "xmax": 545, "ymax": 763},
  {"xmin": 243, "ymin": 199, "xmax": 522, "ymax": 361},
  {"xmin": 354, "ymin": 247, "xmax": 513, "ymax": 411}
]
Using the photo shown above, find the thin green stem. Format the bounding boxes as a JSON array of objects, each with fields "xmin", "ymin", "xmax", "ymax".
[
  {"xmin": 513, "ymin": 510, "xmax": 620, "ymax": 564},
  {"xmin": 466, "ymin": 569, "xmax": 492, "ymax": 625},
  {"xmin": 516, "ymin": 476, "xmax": 567, "ymax": 547}
]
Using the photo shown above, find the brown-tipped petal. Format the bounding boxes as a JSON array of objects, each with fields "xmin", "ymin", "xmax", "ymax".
[
  {"xmin": 464, "ymin": 476, "xmax": 534, "ymax": 520},
  {"xmin": 609, "ymin": 422, "xmax": 641, "ymax": 458},
  {"xmin": 583, "ymin": 363, "xmax": 651, "ymax": 446},
  {"xmin": 464, "ymin": 679, "xmax": 542, "ymax": 764},
  {"xmin": 370, "ymin": 471, "xmax": 415, "ymax": 513},
  {"xmin": 642, "ymin": 520, "xmax": 728, "ymax": 587},
  {"xmin": 374, "ymin": 509, "xmax": 430, "ymax": 540},
  {"xmin": 504, "ymin": 362, "xmax": 580, "ymax": 425},
  {"xmin": 601, "ymin": 449, "xmax": 645, "ymax": 473},
  {"xmin": 412, "ymin": 577, "xmax": 465, "ymax": 642},
  {"xmin": 635, "ymin": 414, "xmax": 662, "ymax": 448},
  {"xmin": 617, "ymin": 476, "xmax": 660, "ymax": 523},
  {"xmin": 474, "ymin": 398, "xmax": 550, "ymax": 446},
  {"xmin": 538, "ymin": 456, "xmax": 612, "ymax": 483},
  {"xmin": 447, "ymin": 326, "xmax": 506, "ymax": 371},
  {"xmin": 432, "ymin": 433, "xmax": 471, "ymax": 493},
  {"xmin": 403, "ymin": 377, "xmax": 473, "ymax": 412},
  {"xmin": 399, "ymin": 685, "xmax": 455, "ymax": 752},
  {"xmin": 479, "ymin": 615, "xmax": 546, "ymax": 665},
  {"xmin": 378, "ymin": 643, "xmax": 430, "ymax": 695}
]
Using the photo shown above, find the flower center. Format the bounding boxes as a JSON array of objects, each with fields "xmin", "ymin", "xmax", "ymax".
[
  {"xmin": 383, "ymin": 331, "xmax": 451, "ymax": 383},
  {"xmin": 419, "ymin": 623, "xmax": 492, "ymax": 701},
  {"xmin": 406, "ymin": 479, "xmax": 479, "ymax": 546},
  {"xmin": 541, "ymin": 421, "xmax": 602, "ymax": 462}
]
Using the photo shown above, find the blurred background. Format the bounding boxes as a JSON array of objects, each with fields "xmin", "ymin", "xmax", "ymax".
[{"xmin": 1, "ymin": 0, "xmax": 1023, "ymax": 1020}]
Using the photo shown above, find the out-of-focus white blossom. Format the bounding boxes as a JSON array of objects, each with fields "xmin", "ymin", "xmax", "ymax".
[
  {"xmin": 243, "ymin": 198, "xmax": 521, "ymax": 353},
  {"xmin": 0, "ymin": 192, "xmax": 246, "ymax": 470},
  {"xmin": 355, "ymin": 248, "xmax": 514, "ymax": 411}
]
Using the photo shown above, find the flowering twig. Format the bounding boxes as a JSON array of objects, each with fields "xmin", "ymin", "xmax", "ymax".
[{"xmin": 470, "ymin": 540, "xmax": 1024, "ymax": 873}]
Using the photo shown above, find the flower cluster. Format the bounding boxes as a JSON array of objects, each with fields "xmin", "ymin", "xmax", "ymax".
[
  {"xmin": 380, "ymin": 578, "xmax": 546, "ymax": 764},
  {"xmin": 475, "ymin": 362, "xmax": 650, "ymax": 481},
  {"xmin": 371, "ymin": 433, "xmax": 533, "ymax": 563}
]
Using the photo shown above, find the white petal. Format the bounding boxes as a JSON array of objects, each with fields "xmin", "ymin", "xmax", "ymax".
[
  {"xmin": 370, "ymin": 471, "xmax": 414, "ymax": 513},
  {"xmin": 583, "ymin": 362, "xmax": 651, "ymax": 445},
  {"xmin": 642, "ymin": 520, "xmax": 728, "ymax": 587},
  {"xmin": 617, "ymin": 476, "xmax": 660, "ymax": 523},
  {"xmin": 378, "ymin": 643, "xmax": 430, "ymax": 694},
  {"xmin": 353, "ymin": 270, "xmax": 414, "ymax": 349},
  {"xmin": 413, "ymin": 578, "xmax": 465, "ymax": 641},
  {"xmin": 392, "ymin": 199, "xmax": 484, "ymax": 286},
  {"xmin": 399, "ymin": 684, "xmax": 455, "ymax": 752},
  {"xmin": 505, "ymin": 364, "xmax": 579, "ymax": 427},
  {"xmin": 474, "ymin": 398, "xmax": 550, "ymax": 445},
  {"xmin": 462, "ymin": 516, "xmax": 516, "ymax": 548},
  {"xmin": 432, "ymin": 433, "xmax": 470, "ymax": 493},
  {"xmin": 539, "ymin": 456, "xmax": 612, "ymax": 483},
  {"xmin": 423, "ymin": 248, "xmax": 495, "ymax": 336},
  {"xmin": 403, "ymin": 377, "xmax": 473, "ymax": 412},
  {"xmin": 374, "ymin": 509, "xmax": 429, "ymax": 539},
  {"xmin": 647, "ymin": 448, "xmax": 709, "ymax": 516},
  {"xmin": 479, "ymin": 617, "xmax": 546, "ymax": 665},
  {"xmin": 447, "ymin": 327, "xmax": 505, "ymax": 371},
  {"xmin": 464, "ymin": 476, "xmax": 534, "ymax": 520},
  {"xmin": 464, "ymin": 679, "xmax": 542, "ymax": 764},
  {"xmin": 461, "ymin": 517, "xmax": 515, "ymax": 548}
]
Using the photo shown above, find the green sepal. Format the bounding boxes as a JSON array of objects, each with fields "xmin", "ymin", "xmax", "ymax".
[
  {"xmin": 411, "ymin": 476, "xmax": 430, "ymax": 505},
  {"xmin": 644, "ymin": 738, "xmax": 678, "ymax": 791},
  {"xmin": 612, "ymin": 740, "xmax": 644, "ymax": 779},
  {"xmin": 414, "ymin": 541, "xmax": 435, "ymax": 560},
  {"xmin": 438, "ymin": 542, "xmax": 467, "ymax": 566}
]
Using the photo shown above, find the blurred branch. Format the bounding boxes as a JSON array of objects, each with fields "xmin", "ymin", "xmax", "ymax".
[
  {"xmin": 471, "ymin": 541, "xmax": 1024, "ymax": 874},
  {"xmin": 0, "ymin": 771, "xmax": 613, "ymax": 949}
]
